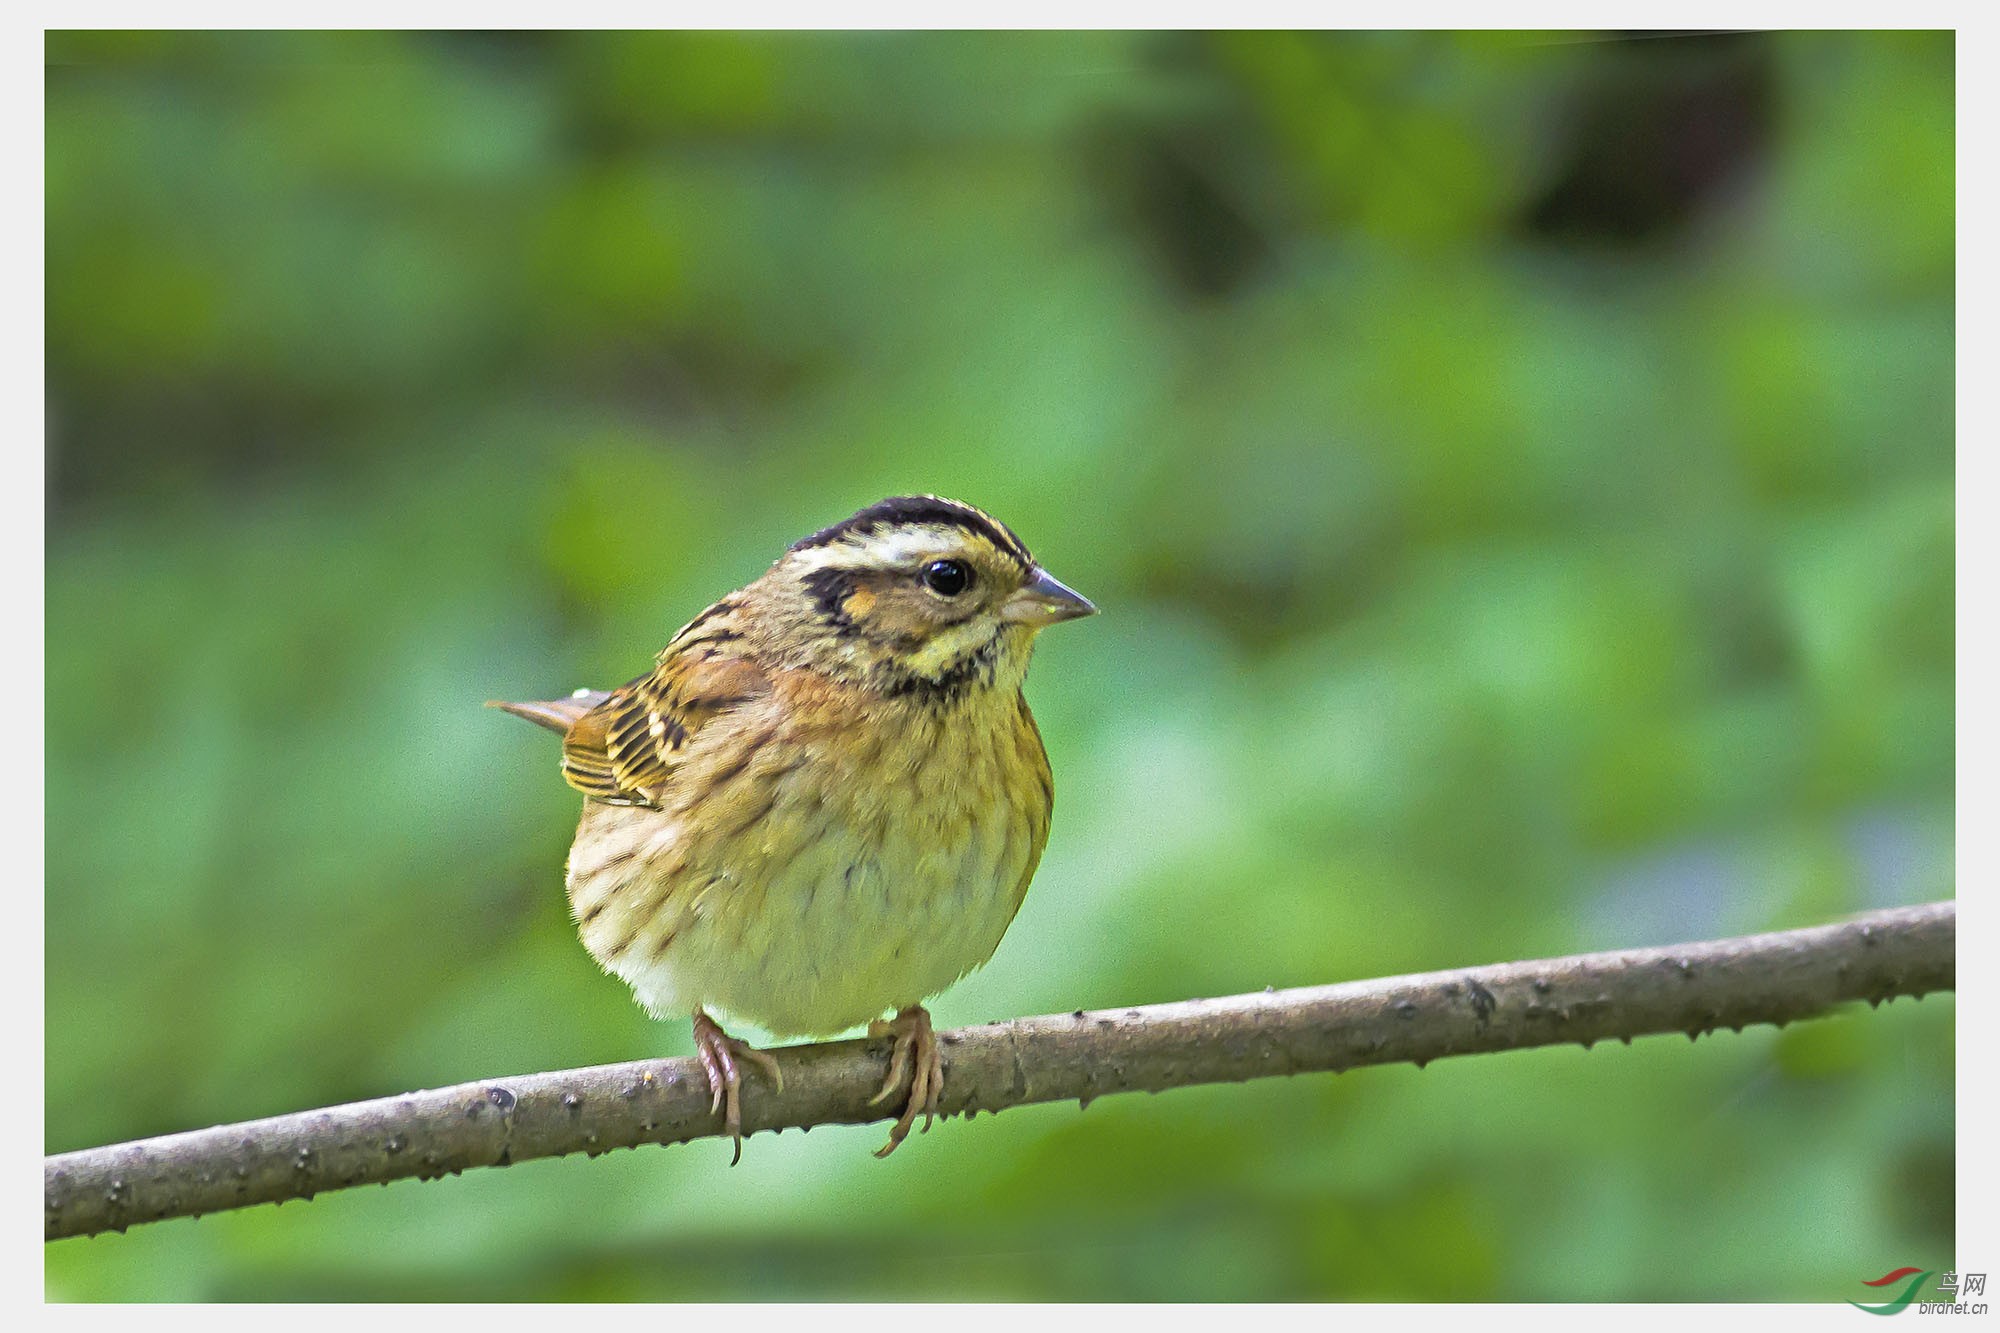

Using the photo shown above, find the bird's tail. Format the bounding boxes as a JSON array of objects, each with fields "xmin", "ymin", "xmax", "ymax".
[{"xmin": 486, "ymin": 691, "xmax": 611, "ymax": 734}]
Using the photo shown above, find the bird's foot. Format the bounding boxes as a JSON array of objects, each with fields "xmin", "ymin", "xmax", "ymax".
[
  {"xmin": 691, "ymin": 1009, "xmax": 784, "ymax": 1165},
  {"xmin": 867, "ymin": 1005, "xmax": 943, "ymax": 1158}
]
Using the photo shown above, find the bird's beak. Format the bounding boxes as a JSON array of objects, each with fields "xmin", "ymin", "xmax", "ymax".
[{"xmin": 1002, "ymin": 568, "xmax": 1099, "ymax": 626}]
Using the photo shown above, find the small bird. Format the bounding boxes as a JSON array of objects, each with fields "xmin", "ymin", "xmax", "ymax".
[{"xmin": 494, "ymin": 495, "xmax": 1096, "ymax": 1158}]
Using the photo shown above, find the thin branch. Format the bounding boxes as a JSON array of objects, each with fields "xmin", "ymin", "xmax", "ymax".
[{"xmin": 45, "ymin": 901, "xmax": 1954, "ymax": 1241}]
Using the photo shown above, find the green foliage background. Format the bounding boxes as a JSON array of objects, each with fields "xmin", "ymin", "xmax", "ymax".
[{"xmin": 45, "ymin": 31, "xmax": 1954, "ymax": 1301}]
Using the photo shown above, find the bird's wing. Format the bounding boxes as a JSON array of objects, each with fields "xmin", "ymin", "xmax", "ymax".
[{"xmin": 560, "ymin": 651, "xmax": 771, "ymax": 805}]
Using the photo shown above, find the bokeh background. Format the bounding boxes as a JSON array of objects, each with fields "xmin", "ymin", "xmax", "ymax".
[{"xmin": 46, "ymin": 30, "xmax": 1954, "ymax": 1301}]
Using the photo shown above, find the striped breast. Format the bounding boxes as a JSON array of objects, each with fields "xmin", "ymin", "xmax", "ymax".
[{"xmin": 563, "ymin": 674, "xmax": 1053, "ymax": 1037}]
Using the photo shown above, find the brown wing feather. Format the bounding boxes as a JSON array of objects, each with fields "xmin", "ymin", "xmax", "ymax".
[{"xmin": 560, "ymin": 651, "xmax": 770, "ymax": 806}]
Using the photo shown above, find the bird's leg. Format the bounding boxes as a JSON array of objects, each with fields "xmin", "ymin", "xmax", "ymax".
[
  {"xmin": 691, "ymin": 1009, "xmax": 783, "ymax": 1165},
  {"xmin": 867, "ymin": 1004, "xmax": 944, "ymax": 1158}
]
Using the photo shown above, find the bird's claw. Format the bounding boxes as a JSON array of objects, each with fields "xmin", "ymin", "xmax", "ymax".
[
  {"xmin": 691, "ymin": 1010, "xmax": 782, "ymax": 1165},
  {"xmin": 869, "ymin": 1006, "xmax": 943, "ymax": 1158}
]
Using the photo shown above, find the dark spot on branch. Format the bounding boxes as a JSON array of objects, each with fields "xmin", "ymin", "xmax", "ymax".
[{"xmin": 1464, "ymin": 977, "xmax": 1497, "ymax": 1022}]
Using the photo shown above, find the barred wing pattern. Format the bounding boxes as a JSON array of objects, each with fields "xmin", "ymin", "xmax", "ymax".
[{"xmin": 560, "ymin": 652, "xmax": 770, "ymax": 806}]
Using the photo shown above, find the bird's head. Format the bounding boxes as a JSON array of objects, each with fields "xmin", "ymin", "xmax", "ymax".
[{"xmin": 750, "ymin": 495, "xmax": 1097, "ymax": 701}]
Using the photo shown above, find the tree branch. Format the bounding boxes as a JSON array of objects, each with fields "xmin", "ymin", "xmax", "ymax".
[{"xmin": 45, "ymin": 901, "xmax": 1954, "ymax": 1241}]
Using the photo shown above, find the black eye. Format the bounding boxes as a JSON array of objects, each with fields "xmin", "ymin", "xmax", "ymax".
[{"xmin": 921, "ymin": 559, "xmax": 972, "ymax": 597}]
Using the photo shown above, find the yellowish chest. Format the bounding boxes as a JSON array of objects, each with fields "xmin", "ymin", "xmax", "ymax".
[{"xmin": 566, "ymin": 689, "xmax": 1052, "ymax": 1037}]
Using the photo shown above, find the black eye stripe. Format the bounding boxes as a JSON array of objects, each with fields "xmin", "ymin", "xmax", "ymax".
[{"xmin": 800, "ymin": 566, "xmax": 860, "ymax": 634}]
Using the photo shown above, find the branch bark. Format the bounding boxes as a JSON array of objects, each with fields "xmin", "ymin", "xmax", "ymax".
[{"xmin": 45, "ymin": 901, "xmax": 1954, "ymax": 1241}]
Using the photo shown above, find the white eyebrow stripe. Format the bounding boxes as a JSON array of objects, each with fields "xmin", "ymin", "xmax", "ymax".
[{"xmin": 785, "ymin": 524, "xmax": 981, "ymax": 573}]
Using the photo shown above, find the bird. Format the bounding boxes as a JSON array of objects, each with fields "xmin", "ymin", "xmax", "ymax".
[{"xmin": 493, "ymin": 495, "xmax": 1097, "ymax": 1159}]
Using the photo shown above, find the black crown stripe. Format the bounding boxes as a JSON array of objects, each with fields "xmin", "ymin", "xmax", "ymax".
[{"xmin": 789, "ymin": 495, "xmax": 1034, "ymax": 567}]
